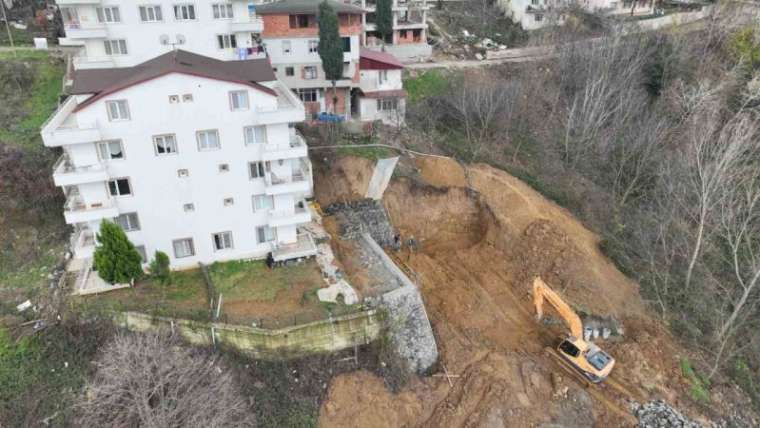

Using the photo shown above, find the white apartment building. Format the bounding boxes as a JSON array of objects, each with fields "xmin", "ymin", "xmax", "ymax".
[
  {"xmin": 57, "ymin": 0, "xmax": 268, "ymax": 69},
  {"xmin": 41, "ymin": 50, "xmax": 316, "ymax": 273},
  {"xmin": 502, "ymin": 0, "xmax": 654, "ymax": 30},
  {"xmin": 356, "ymin": 0, "xmax": 432, "ymax": 62},
  {"xmin": 357, "ymin": 48, "xmax": 406, "ymax": 126}
]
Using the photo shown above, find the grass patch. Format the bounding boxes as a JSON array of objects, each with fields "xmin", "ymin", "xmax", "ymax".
[
  {"xmin": 404, "ymin": 69, "xmax": 450, "ymax": 104},
  {"xmin": 680, "ymin": 358, "xmax": 711, "ymax": 403},
  {"xmin": 210, "ymin": 259, "xmax": 317, "ymax": 302},
  {"xmin": 0, "ymin": 27, "xmax": 34, "ymax": 47},
  {"xmin": 76, "ymin": 269, "xmax": 210, "ymax": 321},
  {"xmin": 335, "ymin": 133, "xmax": 395, "ymax": 160}
]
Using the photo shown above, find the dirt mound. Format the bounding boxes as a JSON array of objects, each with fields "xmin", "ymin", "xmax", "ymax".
[
  {"xmin": 313, "ymin": 156, "xmax": 375, "ymax": 207},
  {"xmin": 313, "ymin": 155, "xmax": 718, "ymax": 427}
]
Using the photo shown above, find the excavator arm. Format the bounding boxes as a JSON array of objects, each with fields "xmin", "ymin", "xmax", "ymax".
[{"xmin": 532, "ymin": 277, "xmax": 584, "ymax": 339}]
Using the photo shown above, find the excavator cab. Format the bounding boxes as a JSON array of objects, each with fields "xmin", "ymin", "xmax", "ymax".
[{"xmin": 532, "ymin": 277, "xmax": 616, "ymax": 383}]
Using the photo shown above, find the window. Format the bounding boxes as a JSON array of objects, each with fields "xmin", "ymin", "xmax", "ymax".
[
  {"xmin": 248, "ymin": 161, "xmax": 266, "ymax": 179},
  {"xmin": 154, "ymin": 134, "xmax": 178, "ymax": 155},
  {"xmin": 229, "ymin": 90, "xmax": 249, "ymax": 110},
  {"xmin": 223, "ymin": 197, "xmax": 234, "ymax": 206},
  {"xmin": 256, "ymin": 226, "xmax": 275, "ymax": 244},
  {"xmin": 219, "ymin": 163, "xmax": 230, "ymax": 172},
  {"xmin": 182, "ymin": 93, "xmax": 194, "ymax": 102},
  {"xmin": 196, "ymin": 130, "xmax": 220, "ymax": 150},
  {"xmin": 252, "ymin": 194, "xmax": 274, "ymax": 211},
  {"xmin": 139, "ymin": 5, "xmax": 163, "ymax": 22},
  {"xmin": 297, "ymin": 88, "xmax": 318, "ymax": 103},
  {"xmin": 377, "ymin": 98, "xmax": 398, "ymax": 111},
  {"xmin": 531, "ymin": 0, "xmax": 539, "ymax": 5},
  {"xmin": 244, "ymin": 126, "xmax": 267, "ymax": 145},
  {"xmin": 135, "ymin": 245, "xmax": 147, "ymax": 263},
  {"xmin": 212, "ymin": 3, "xmax": 233, "ymax": 18},
  {"xmin": 169, "ymin": 94, "xmax": 180, "ymax": 104},
  {"xmin": 217, "ymin": 34, "xmax": 237, "ymax": 49},
  {"xmin": 282, "ymin": 40, "xmax": 291, "ymax": 54},
  {"xmin": 106, "ymin": 100, "xmax": 130, "ymax": 121},
  {"xmin": 400, "ymin": 30, "xmax": 407, "ymax": 39},
  {"xmin": 97, "ymin": 140, "xmax": 124, "ymax": 160},
  {"xmin": 285, "ymin": 66, "xmax": 295, "ymax": 76},
  {"xmin": 115, "ymin": 212, "xmax": 140, "ymax": 231},
  {"xmin": 342, "ymin": 61, "xmax": 350, "ymax": 76},
  {"xmin": 104, "ymin": 39, "xmax": 128, "ymax": 55},
  {"xmin": 378, "ymin": 70, "xmax": 388, "ymax": 85},
  {"xmin": 534, "ymin": 13, "xmax": 543, "ymax": 21},
  {"xmin": 173, "ymin": 4, "xmax": 196, "ymax": 20},
  {"xmin": 178, "ymin": 169, "xmax": 189, "ymax": 178},
  {"xmin": 183, "ymin": 203, "xmax": 195, "ymax": 212},
  {"xmin": 342, "ymin": 36, "xmax": 351, "ymax": 52},
  {"xmin": 289, "ymin": 14, "xmax": 310, "ymax": 28},
  {"xmin": 173, "ymin": 238, "xmax": 195, "ymax": 258},
  {"xmin": 303, "ymin": 66, "xmax": 317, "ymax": 80},
  {"xmin": 308, "ymin": 40, "xmax": 318, "ymax": 53},
  {"xmin": 96, "ymin": 6, "xmax": 121, "ymax": 23},
  {"xmin": 108, "ymin": 178, "xmax": 132, "ymax": 196},
  {"xmin": 212, "ymin": 231, "xmax": 234, "ymax": 251}
]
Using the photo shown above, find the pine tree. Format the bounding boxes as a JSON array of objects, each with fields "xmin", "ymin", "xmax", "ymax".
[
  {"xmin": 149, "ymin": 250, "xmax": 172, "ymax": 285},
  {"xmin": 93, "ymin": 221, "xmax": 144, "ymax": 284},
  {"xmin": 375, "ymin": 0, "xmax": 393, "ymax": 46},
  {"xmin": 318, "ymin": 0, "xmax": 344, "ymax": 114}
]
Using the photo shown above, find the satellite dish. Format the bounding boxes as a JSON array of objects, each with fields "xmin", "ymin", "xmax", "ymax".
[
  {"xmin": 159, "ymin": 34, "xmax": 170, "ymax": 45},
  {"xmin": 176, "ymin": 34, "xmax": 186, "ymax": 45}
]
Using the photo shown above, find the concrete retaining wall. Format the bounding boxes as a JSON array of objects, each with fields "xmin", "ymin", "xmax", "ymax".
[{"xmin": 113, "ymin": 309, "xmax": 382, "ymax": 359}]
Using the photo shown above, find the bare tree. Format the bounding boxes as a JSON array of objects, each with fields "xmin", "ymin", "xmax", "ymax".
[{"xmin": 76, "ymin": 332, "xmax": 255, "ymax": 428}]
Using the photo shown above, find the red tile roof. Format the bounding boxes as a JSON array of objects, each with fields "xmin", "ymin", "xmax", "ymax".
[
  {"xmin": 71, "ymin": 50, "xmax": 277, "ymax": 112},
  {"xmin": 359, "ymin": 48, "xmax": 404, "ymax": 70}
]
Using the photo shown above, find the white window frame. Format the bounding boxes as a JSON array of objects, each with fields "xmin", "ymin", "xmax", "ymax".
[
  {"xmin": 108, "ymin": 178, "xmax": 132, "ymax": 197},
  {"xmin": 106, "ymin": 100, "xmax": 130, "ymax": 121},
  {"xmin": 104, "ymin": 39, "xmax": 128, "ymax": 55},
  {"xmin": 196, "ymin": 129, "xmax": 220, "ymax": 151},
  {"xmin": 173, "ymin": 238, "xmax": 195, "ymax": 258},
  {"xmin": 139, "ymin": 5, "xmax": 163, "ymax": 22},
  {"xmin": 244, "ymin": 125, "xmax": 267, "ymax": 145},
  {"xmin": 229, "ymin": 90, "xmax": 249, "ymax": 111},
  {"xmin": 285, "ymin": 66, "xmax": 295, "ymax": 76},
  {"xmin": 115, "ymin": 212, "xmax": 140, "ymax": 231},
  {"xmin": 308, "ymin": 40, "xmax": 318, "ymax": 53},
  {"xmin": 217, "ymin": 34, "xmax": 237, "ymax": 49},
  {"xmin": 212, "ymin": 231, "xmax": 234, "ymax": 251},
  {"xmin": 96, "ymin": 6, "xmax": 121, "ymax": 23},
  {"xmin": 378, "ymin": 70, "xmax": 388, "ymax": 85},
  {"xmin": 248, "ymin": 161, "xmax": 266, "ymax": 179},
  {"xmin": 535, "ymin": 13, "xmax": 543, "ymax": 21},
  {"xmin": 153, "ymin": 134, "xmax": 178, "ymax": 156},
  {"xmin": 212, "ymin": 3, "xmax": 234, "ymax": 19},
  {"xmin": 377, "ymin": 97, "xmax": 398, "ymax": 111},
  {"xmin": 282, "ymin": 40, "xmax": 291, "ymax": 55},
  {"xmin": 97, "ymin": 140, "xmax": 125, "ymax": 160},
  {"xmin": 252, "ymin": 194, "xmax": 274, "ymax": 212},
  {"xmin": 173, "ymin": 3, "xmax": 196, "ymax": 20},
  {"xmin": 256, "ymin": 226, "xmax": 276, "ymax": 244},
  {"xmin": 297, "ymin": 88, "xmax": 318, "ymax": 103},
  {"xmin": 303, "ymin": 66, "xmax": 318, "ymax": 80}
]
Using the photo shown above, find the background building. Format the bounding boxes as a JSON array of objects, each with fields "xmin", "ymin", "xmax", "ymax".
[
  {"xmin": 357, "ymin": 48, "xmax": 406, "ymax": 126},
  {"xmin": 356, "ymin": 0, "xmax": 432, "ymax": 62},
  {"xmin": 41, "ymin": 50, "xmax": 315, "ymax": 272}
]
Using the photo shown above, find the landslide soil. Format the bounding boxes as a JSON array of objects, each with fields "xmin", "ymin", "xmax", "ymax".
[{"xmin": 313, "ymin": 155, "xmax": 733, "ymax": 427}]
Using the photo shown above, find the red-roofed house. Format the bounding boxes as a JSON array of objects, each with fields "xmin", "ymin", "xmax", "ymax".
[{"xmin": 356, "ymin": 48, "xmax": 406, "ymax": 126}]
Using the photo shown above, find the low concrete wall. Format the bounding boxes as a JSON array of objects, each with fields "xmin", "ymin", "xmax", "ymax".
[
  {"xmin": 113, "ymin": 309, "xmax": 382, "ymax": 359},
  {"xmin": 631, "ymin": 6, "xmax": 714, "ymax": 32}
]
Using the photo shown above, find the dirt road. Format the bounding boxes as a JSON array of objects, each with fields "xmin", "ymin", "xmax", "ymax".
[{"xmin": 313, "ymin": 155, "xmax": 722, "ymax": 427}]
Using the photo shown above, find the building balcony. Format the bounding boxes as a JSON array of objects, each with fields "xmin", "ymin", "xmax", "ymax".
[
  {"xmin": 268, "ymin": 202, "xmax": 312, "ymax": 228},
  {"xmin": 57, "ymin": 0, "xmax": 101, "ymax": 4},
  {"xmin": 70, "ymin": 225, "xmax": 96, "ymax": 260},
  {"xmin": 230, "ymin": 16, "xmax": 264, "ymax": 33},
  {"xmin": 53, "ymin": 155, "xmax": 108, "ymax": 187},
  {"xmin": 41, "ymin": 97, "xmax": 103, "ymax": 147},
  {"xmin": 64, "ymin": 23, "xmax": 108, "ymax": 39},
  {"xmin": 264, "ymin": 166, "xmax": 311, "ymax": 195},
  {"xmin": 261, "ymin": 132, "xmax": 308, "ymax": 162},
  {"xmin": 72, "ymin": 56, "xmax": 116, "ymax": 69},
  {"xmin": 63, "ymin": 194, "xmax": 119, "ymax": 224},
  {"xmin": 271, "ymin": 232, "xmax": 318, "ymax": 262}
]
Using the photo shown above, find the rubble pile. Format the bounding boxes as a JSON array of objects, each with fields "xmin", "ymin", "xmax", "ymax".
[
  {"xmin": 631, "ymin": 400, "xmax": 702, "ymax": 428},
  {"xmin": 324, "ymin": 199, "xmax": 395, "ymax": 247}
]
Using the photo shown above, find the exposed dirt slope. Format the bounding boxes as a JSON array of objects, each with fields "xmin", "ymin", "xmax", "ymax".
[{"xmin": 314, "ymin": 155, "xmax": 725, "ymax": 427}]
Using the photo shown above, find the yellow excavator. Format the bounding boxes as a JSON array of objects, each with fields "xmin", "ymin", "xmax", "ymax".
[{"xmin": 532, "ymin": 277, "xmax": 615, "ymax": 383}]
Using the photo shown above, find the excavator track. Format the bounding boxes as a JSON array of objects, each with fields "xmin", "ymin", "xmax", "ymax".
[{"xmin": 544, "ymin": 347, "xmax": 640, "ymax": 426}]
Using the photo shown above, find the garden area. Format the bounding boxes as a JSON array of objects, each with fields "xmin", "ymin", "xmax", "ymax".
[{"xmin": 76, "ymin": 258, "xmax": 360, "ymax": 328}]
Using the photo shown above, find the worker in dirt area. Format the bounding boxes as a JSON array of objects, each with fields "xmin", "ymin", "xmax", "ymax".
[{"xmin": 393, "ymin": 233, "xmax": 401, "ymax": 251}]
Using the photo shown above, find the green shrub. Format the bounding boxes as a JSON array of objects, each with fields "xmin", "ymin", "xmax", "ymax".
[
  {"xmin": 149, "ymin": 250, "xmax": 172, "ymax": 285},
  {"xmin": 680, "ymin": 358, "xmax": 710, "ymax": 403},
  {"xmin": 93, "ymin": 221, "xmax": 143, "ymax": 284},
  {"xmin": 729, "ymin": 27, "xmax": 760, "ymax": 71}
]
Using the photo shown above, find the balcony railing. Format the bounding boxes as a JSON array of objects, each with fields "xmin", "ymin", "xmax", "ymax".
[
  {"xmin": 53, "ymin": 154, "xmax": 108, "ymax": 186},
  {"xmin": 70, "ymin": 225, "xmax": 96, "ymax": 259},
  {"xmin": 230, "ymin": 16, "xmax": 264, "ymax": 32},
  {"xmin": 54, "ymin": 154, "xmax": 105, "ymax": 175}
]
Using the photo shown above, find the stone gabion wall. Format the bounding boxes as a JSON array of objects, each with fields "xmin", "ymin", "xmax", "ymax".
[{"xmin": 325, "ymin": 199, "xmax": 396, "ymax": 247}]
